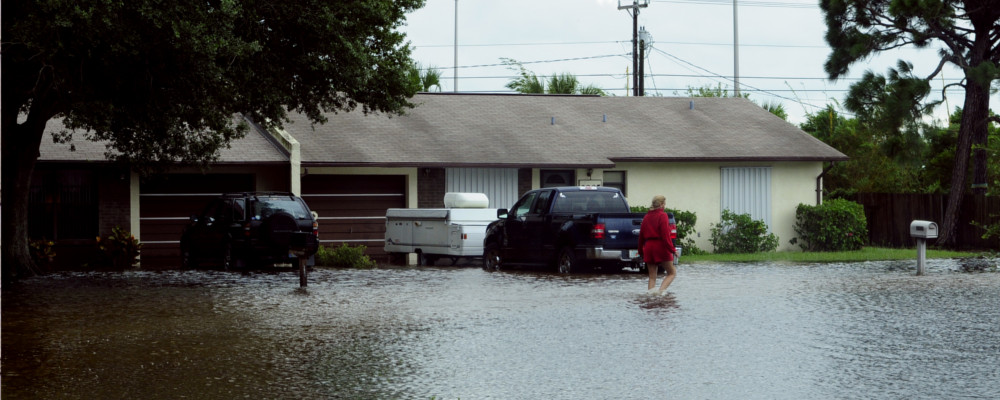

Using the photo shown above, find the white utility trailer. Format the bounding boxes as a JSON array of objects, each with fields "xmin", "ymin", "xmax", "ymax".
[{"xmin": 384, "ymin": 193, "xmax": 498, "ymax": 266}]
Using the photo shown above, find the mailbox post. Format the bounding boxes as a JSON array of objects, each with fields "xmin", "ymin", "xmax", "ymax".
[{"xmin": 910, "ymin": 220, "xmax": 938, "ymax": 275}]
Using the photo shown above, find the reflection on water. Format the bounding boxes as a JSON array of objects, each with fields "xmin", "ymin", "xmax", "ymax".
[{"xmin": 3, "ymin": 260, "xmax": 999, "ymax": 399}]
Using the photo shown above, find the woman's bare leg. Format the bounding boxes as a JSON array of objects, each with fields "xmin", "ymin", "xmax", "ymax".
[
  {"xmin": 647, "ymin": 262, "xmax": 659, "ymax": 290},
  {"xmin": 657, "ymin": 260, "xmax": 677, "ymax": 292}
]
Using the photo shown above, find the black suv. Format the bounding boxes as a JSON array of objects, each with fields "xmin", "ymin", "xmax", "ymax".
[{"xmin": 180, "ymin": 192, "xmax": 319, "ymax": 269}]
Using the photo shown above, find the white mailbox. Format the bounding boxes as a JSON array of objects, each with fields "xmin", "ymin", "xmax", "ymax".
[{"xmin": 910, "ymin": 220, "xmax": 938, "ymax": 239}]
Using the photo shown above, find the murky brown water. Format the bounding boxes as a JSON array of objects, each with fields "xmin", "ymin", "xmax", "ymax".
[{"xmin": 3, "ymin": 259, "xmax": 999, "ymax": 399}]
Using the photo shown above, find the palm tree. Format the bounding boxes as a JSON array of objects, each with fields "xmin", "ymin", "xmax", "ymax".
[
  {"xmin": 502, "ymin": 58, "xmax": 604, "ymax": 96},
  {"xmin": 502, "ymin": 58, "xmax": 545, "ymax": 94},
  {"xmin": 409, "ymin": 63, "xmax": 443, "ymax": 92},
  {"xmin": 547, "ymin": 73, "xmax": 579, "ymax": 94}
]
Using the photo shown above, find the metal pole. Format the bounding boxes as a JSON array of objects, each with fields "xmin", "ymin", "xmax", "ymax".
[
  {"xmin": 916, "ymin": 239, "xmax": 926, "ymax": 276},
  {"xmin": 733, "ymin": 0, "xmax": 740, "ymax": 96},
  {"xmin": 454, "ymin": 0, "xmax": 458, "ymax": 92}
]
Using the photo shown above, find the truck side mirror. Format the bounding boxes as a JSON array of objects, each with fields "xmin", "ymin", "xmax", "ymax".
[{"xmin": 497, "ymin": 208, "xmax": 508, "ymax": 219}]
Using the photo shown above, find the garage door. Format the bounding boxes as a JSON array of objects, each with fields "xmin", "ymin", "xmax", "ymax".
[
  {"xmin": 139, "ymin": 174, "xmax": 255, "ymax": 267},
  {"xmin": 300, "ymin": 175, "xmax": 406, "ymax": 260}
]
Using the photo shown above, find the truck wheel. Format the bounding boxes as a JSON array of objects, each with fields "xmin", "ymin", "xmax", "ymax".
[
  {"xmin": 557, "ymin": 247, "xmax": 577, "ymax": 274},
  {"xmin": 221, "ymin": 242, "xmax": 233, "ymax": 271},
  {"xmin": 181, "ymin": 243, "xmax": 196, "ymax": 269},
  {"xmin": 483, "ymin": 243, "xmax": 502, "ymax": 272}
]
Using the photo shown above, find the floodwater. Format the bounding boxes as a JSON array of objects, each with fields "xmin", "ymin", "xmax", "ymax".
[{"xmin": 3, "ymin": 259, "xmax": 999, "ymax": 399}]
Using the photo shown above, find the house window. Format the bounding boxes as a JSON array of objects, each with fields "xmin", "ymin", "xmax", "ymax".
[
  {"xmin": 29, "ymin": 169, "xmax": 98, "ymax": 240},
  {"xmin": 541, "ymin": 170, "xmax": 575, "ymax": 188},
  {"xmin": 603, "ymin": 171, "xmax": 627, "ymax": 195}
]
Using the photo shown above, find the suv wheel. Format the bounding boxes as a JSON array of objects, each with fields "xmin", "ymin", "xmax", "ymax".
[{"xmin": 263, "ymin": 211, "xmax": 297, "ymax": 246}]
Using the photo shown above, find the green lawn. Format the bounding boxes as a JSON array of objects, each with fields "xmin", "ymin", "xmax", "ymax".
[{"xmin": 681, "ymin": 247, "xmax": 984, "ymax": 263}]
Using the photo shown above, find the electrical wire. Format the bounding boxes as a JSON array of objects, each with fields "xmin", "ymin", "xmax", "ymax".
[{"xmin": 651, "ymin": 0, "xmax": 817, "ymax": 8}]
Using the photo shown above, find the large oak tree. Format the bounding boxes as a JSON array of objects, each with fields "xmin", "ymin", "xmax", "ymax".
[
  {"xmin": 821, "ymin": 0, "xmax": 1000, "ymax": 247},
  {"xmin": 2, "ymin": 0, "xmax": 424, "ymax": 282}
]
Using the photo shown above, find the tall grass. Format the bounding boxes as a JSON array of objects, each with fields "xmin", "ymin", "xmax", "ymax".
[{"xmin": 681, "ymin": 247, "xmax": 981, "ymax": 263}]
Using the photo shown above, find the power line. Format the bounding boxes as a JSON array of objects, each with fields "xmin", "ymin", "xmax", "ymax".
[
  {"xmin": 649, "ymin": 45, "xmax": 828, "ymax": 111},
  {"xmin": 651, "ymin": 0, "xmax": 817, "ymax": 8},
  {"xmin": 437, "ymin": 53, "xmax": 629, "ymax": 70},
  {"xmin": 413, "ymin": 39, "xmax": 828, "ymax": 49}
]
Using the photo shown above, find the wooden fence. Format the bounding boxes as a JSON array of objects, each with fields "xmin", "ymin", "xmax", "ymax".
[{"xmin": 850, "ymin": 193, "xmax": 1000, "ymax": 250}]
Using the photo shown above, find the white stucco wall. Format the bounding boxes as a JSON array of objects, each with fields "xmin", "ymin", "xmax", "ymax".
[{"xmin": 588, "ymin": 161, "xmax": 823, "ymax": 252}]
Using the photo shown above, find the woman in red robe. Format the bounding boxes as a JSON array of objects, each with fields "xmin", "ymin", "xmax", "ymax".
[{"xmin": 638, "ymin": 195, "xmax": 677, "ymax": 294}]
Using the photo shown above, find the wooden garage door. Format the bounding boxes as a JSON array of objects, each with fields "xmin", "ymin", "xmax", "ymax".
[
  {"xmin": 300, "ymin": 175, "xmax": 405, "ymax": 260},
  {"xmin": 139, "ymin": 174, "xmax": 255, "ymax": 266}
]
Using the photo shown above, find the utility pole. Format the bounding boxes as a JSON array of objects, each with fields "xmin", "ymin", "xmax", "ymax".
[
  {"xmin": 639, "ymin": 27, "xmax": 651, "ymax": 96},
  {"xmin": 618, "ymin": 0, "xmax": 649, "ymax": 96}
]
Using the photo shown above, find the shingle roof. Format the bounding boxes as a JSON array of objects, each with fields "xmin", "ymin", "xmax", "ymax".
[
  {"xmin": 283, "ymin": 93, "xmax": 847, "ymax": 168},
  {"xmin": 38, "ymin": 118, "xmax": 289, "ymax": 163}
]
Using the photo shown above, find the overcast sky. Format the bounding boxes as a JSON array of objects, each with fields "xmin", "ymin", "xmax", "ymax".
[{"xmin": 400, "ymin": 0, "xmax": 977, "ymax": 126}]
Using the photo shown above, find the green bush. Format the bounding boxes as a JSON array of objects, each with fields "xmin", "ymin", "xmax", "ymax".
[
  {"xmin": 631, "ymin": 206, "xmax": 706, "ymax": 255},
  {"xmin": 790, "ymin": 199, "xmax": 868, "ymax": 251},
  {"xmin": 316, "ymin": 243, "xmax": 376, "ymax": 268},
  {"xmin": 709, "ymin": 210, "xmax": 779, "ymax": 253},
  {"xmin": 96, "ymin": 226, "xmax": 142, "ymax": 269}
]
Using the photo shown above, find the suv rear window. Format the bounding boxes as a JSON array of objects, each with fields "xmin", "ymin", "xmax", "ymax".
[{"xmin": 252, "ymin": 197, "xmax": 311, "ymax": 220}]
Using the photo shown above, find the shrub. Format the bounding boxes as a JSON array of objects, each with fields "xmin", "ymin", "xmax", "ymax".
[
  {"xmin": 631, "ymin": 206, "xmax": 706, "ymax": 255},
  {"xmin": 97, "ymin": 226, "xmax": 142, "ymax": 269},
  {"xmin": 316, "ymin": 243, "xmax": 376, "ymax": 268},
  {"xmin": 709, "ymin": 210, "xmax": 779, "ymax": 253},
  {"xmin": 30, "ymin": 238, "xmax": 57, "ymax": 265},
  {"xmin": 790, "ymin": 199, "xmax": 868, "ymax": 251}
]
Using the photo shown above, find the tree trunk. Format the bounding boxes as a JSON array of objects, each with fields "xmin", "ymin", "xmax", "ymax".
[
  {"xmin": 1, "ymin": 117, "xmax": 47, "ymax": 284},
  {"xmin": 937, "ymin": 82, "xmax": 991, "ymax": 247}
]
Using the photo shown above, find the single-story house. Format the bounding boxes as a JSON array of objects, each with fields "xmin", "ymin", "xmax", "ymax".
[{"xmin": 34, "ymin": 93, "xmax": 847, "ymax": 267}]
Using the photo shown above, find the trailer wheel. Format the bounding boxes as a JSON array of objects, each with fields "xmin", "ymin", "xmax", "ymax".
[{"xmin": 483, "ymin": 243, "xmax": 502, "ymax": 272}]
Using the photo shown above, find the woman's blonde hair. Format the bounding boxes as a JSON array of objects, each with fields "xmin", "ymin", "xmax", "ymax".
[{"xmin": 651, "ymin": 195, "xmax": 666, "ymax": 209}]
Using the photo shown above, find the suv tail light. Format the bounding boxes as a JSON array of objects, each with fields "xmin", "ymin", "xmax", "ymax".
[
  {"xmin": 312, "ymin": 219, "xmax": 319, "ymax": 237},
  {"xmin": 591, "ymin": 223, "xmax": 606, "ymax": 240},
  {"xmin": 243, "ymin": 222, "xmax": 252, "ymax": 237}
]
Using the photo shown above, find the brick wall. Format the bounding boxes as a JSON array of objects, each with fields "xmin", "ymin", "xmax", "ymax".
[
  {"xmin": 97, "ymin": 167, "xmax": 131, "ymax": 235},
  {"xmin": 518, "ymin": 168, "xmax": 532, "ymax": 196},
  {"xmin": 418, "ymin": 168, "xmax": 446, "ymax": 208}
]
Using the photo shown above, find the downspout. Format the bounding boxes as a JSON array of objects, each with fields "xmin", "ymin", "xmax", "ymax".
[
  {"xmin": 816, "ymin": 162, "xmax": 835, "ymax": 205},
  {"xmin": 268, "ymin": 126, "xmax": 302, "ymax": 196}
]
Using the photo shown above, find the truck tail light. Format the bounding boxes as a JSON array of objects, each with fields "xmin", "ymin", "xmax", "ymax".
[
  {"xmin": 591, "ymin": 223, "xmax": 606, "ymax": 240},
  {"xmin": 243, "ymin": 222, "xmax": 251, "ymax": 237}
]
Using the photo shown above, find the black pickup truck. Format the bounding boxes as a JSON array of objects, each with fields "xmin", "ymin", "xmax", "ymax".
[{"xmin": 482, "ymin": 186, "xmax": 646, "ymax": 273}]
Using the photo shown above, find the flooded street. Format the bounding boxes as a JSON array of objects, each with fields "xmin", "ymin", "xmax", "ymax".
[{"xmin": 3, "ymin": 260, "xmax": 1000, "ymax": 399}]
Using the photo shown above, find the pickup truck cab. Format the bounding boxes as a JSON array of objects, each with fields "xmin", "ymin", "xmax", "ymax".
[{"xmin": 482, "ymin": 186, "xmax": 644, "ymax": 273}]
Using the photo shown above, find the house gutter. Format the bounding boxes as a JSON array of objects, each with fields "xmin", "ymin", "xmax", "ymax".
[
  {"xmin": 816, "ymin": 162, "xmax": 835, "ymax": 205},
  {"xmin": 268, "ymin": 126, "xmax": 301, "ymax": 196}
]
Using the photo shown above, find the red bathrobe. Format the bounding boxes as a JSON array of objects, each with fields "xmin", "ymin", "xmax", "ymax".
[{"xmin": 638, "ymin": 208, "xmax": 676, "ymax": 263}]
